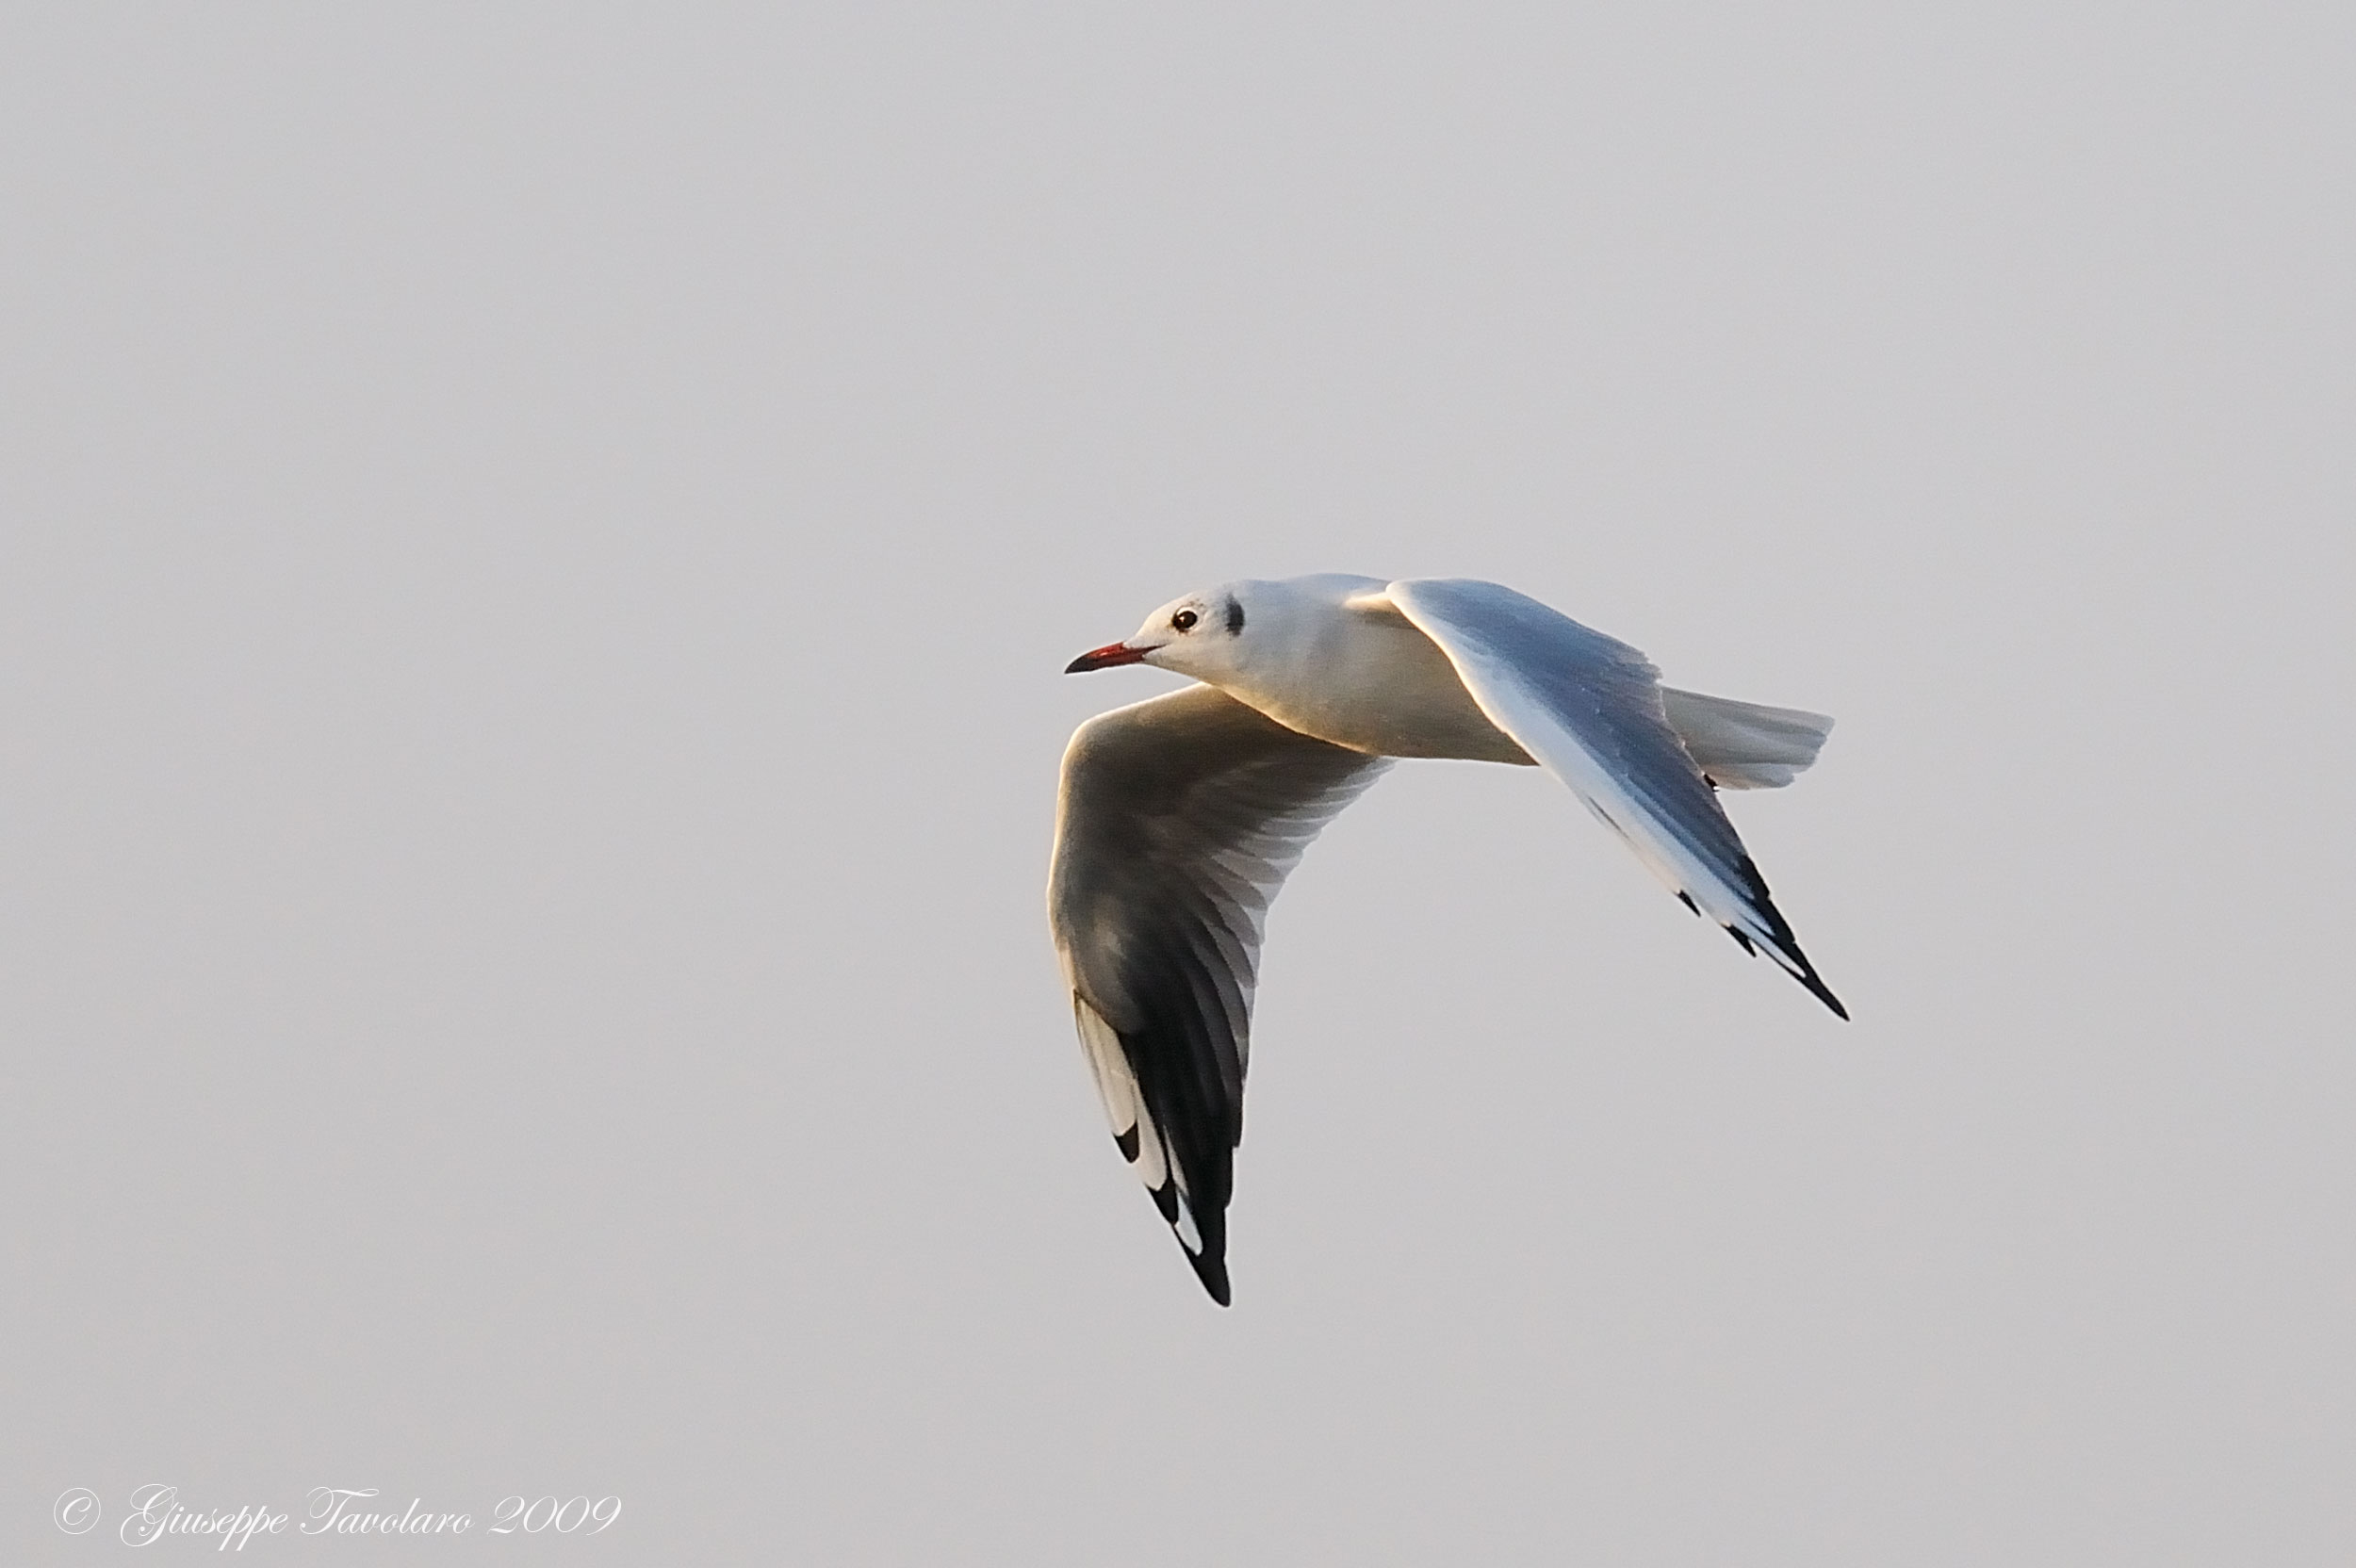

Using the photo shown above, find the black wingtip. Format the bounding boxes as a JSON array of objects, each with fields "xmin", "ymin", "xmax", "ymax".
[
  {"xmin": 1189, "ymin": 1253, "xmax": 1232, "ymax": 1306},
  {"xmin": 1801, "ymin": 969, "xmax": 1850, "ymax": 1021},
  {"xmin": 1770, "ymin": 938, "xmax": 1849, "ymax": 1020},
  {"xmin": 1713, "ymin": 855, "xmax": 1847, "ymax": 1021}
]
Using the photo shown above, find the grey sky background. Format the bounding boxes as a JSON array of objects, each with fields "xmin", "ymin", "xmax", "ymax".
[{"xmin": 6, "ymin": 5, "xmax": 2351, "ymax": 1563}]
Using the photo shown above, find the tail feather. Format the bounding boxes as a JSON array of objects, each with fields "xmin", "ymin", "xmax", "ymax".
[{"xmin": 1659, "ymin": 689, "xmax": 1834, "ymax": 791}]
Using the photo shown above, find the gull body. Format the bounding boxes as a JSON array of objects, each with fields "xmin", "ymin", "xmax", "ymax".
[{"xmin": 1051, "ymin": 575, "xmax": 1842, "ymax": 1303}]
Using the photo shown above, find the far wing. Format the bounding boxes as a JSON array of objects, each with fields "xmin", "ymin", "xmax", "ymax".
[
  {"xmin": 1384, "ymin": 579, "xmax": 1845, "ymax": 1018},
  {"xmin": 1048, "ymin": 684, "xmax": 1391, "ymax": 1304}
]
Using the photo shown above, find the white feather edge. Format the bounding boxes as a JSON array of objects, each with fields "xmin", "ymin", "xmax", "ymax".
[
  {"xmin": 1073, "ymin": 995, "xmax": 1203, "ymax": 1251},
  {"xmin": 1072, "ymin": 996, "xmax": 1139, "ymax": 1141}
]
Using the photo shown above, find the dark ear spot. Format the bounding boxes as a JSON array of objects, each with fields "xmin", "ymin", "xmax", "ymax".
[{"xmin": 1224, "ymin": 598, "xmax": 1245, "ymax": 634}]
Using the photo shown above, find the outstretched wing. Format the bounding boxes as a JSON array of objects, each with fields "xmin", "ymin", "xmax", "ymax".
[
  {"xmin": 1383, "ymin": 579, "xmax": 1845, "ymax": 1018},
  {"xmin": 1049, "ymin": 683, "xmax": 1391, "ymax": 1303}
]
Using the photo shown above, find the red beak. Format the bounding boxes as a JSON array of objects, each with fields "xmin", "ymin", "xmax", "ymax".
[{"xmin": 1064, "ymin": 641, "xmax": 1148, "ymax": 674}]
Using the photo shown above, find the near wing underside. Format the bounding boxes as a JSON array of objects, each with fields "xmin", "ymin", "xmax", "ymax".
[
  {"xmin": 1384, "ymin": 579, "xmax": 1845, "ymax": 1018},
  {"xmin": 1049, "ymin": 684, "xmax": 1390, "ymax": 1303}
]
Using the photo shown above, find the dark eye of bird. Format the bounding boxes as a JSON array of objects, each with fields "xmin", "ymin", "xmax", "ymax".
[{"xmin": 1171, "ymin": 609, "xmax": 1198, "ymax": 631}]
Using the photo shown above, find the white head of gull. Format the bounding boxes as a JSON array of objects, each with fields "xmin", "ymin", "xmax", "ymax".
[{"xmin": 1051, "ymin": 575, "xmax": 1842, "ymax": 1304}]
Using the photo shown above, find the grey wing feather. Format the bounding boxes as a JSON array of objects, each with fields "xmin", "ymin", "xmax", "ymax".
[
  {"xmin": 1386, "ymin": 579, "xmax": 1844, "ymax": 1018},
  {"xmin": 1049, "ymin": 683, "xmax": 1390, "ymax": 1304}
]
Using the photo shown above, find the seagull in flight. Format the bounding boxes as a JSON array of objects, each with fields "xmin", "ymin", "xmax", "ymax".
[{"xmin": 1049, "ymin": 575, "xmax": 1843, "ymax": 1303}]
